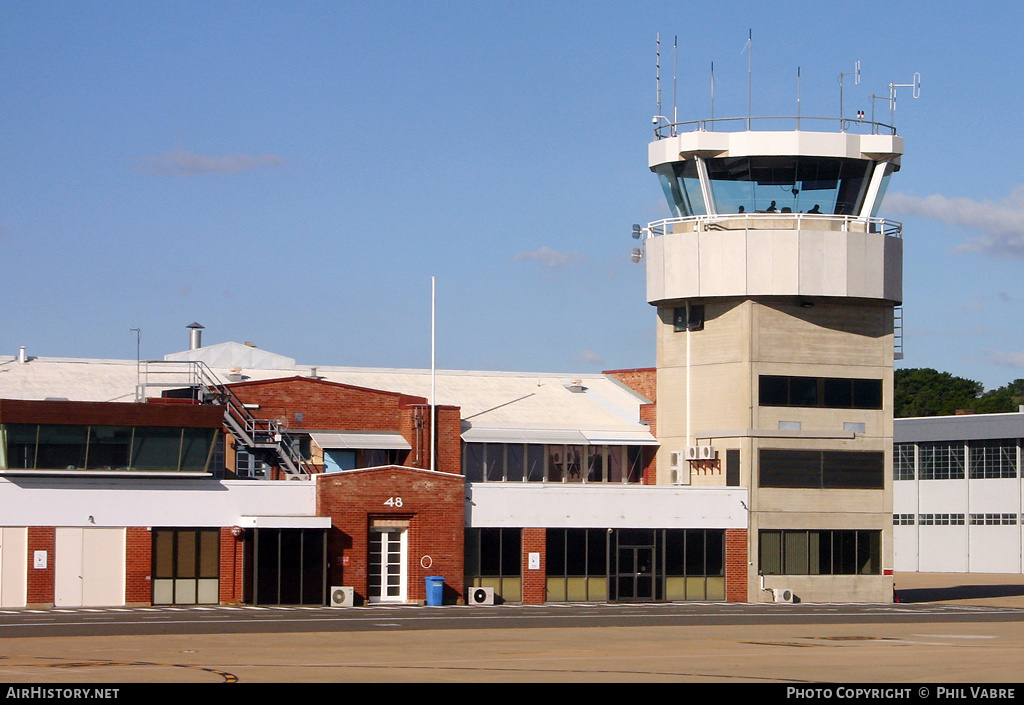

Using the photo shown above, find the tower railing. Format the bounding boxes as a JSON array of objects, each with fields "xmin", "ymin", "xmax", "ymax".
[
  {"xmin": 642, "ymin": 213, "xmax": 902, "ymax": 239},
  {"xmin": 654, "ymin": 115, "xmax": 896, "ymax": 139}
]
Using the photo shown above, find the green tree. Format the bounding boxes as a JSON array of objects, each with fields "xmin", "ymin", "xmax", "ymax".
[{"xmin": 894, "ymin": 368, "xmax": 1019, "ymax": 417}]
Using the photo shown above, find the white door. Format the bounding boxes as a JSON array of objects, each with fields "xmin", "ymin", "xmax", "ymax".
[
  {"xmin": 0, "ymin": 528, "xmax": 28, "ymax": 608},
  {"xmin": 368, "ymin": 528, "xmax": 407, "ymax": 603},
  {"xmin": 55, "ymin": 528, "xmax": 125, "ymax": 607}
]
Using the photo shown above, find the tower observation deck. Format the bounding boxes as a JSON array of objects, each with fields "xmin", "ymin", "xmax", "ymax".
[{"xmin": 644, "ymin": 118, "xmax": 903, "ymax": 306}]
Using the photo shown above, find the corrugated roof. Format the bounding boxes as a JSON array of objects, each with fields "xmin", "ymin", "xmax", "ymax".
[{"xmin": 0, "ymin": 346, "xmax": 653, "ymax": 438}]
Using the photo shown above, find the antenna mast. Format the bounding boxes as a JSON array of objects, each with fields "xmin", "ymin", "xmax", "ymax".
[
  {"xmin": 710, "ymin": 62, "xmax": 715, "ymax": 126},
  {"xmin": 797, "ymin": 66, "xmax": 801, "ymax": 129},
  {"xmin": 888, "ymin": 72, "xmax": 922, "ymax": 130},
  {"xmin": 656, "ymin": 33, "xmax": 662, "ymax": 119},
  {"xmin": 839, "ymin": 60, "xmax": 861, "ymax": 132},
  {"xmin": 745, "ymin": 30, "xmax": 752, "ymax": 129},
  {"xmin": 672, "ymin": 36, "xmax": 678, "ymax": 133}
]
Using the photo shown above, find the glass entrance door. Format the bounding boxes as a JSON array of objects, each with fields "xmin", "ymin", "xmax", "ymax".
[
  {"xmin": 616, "ymin": 546, "xmax": 655, "ymax": 601},
  {"xmin": 611, "ymin": 529, "xmax": 660, "ymax": 602},
  {"xmin": 369, "ymin": 528, "xmax": 407, "ymax": 603}
]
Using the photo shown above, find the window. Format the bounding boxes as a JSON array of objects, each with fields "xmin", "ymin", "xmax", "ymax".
[
  {"xmin": 673, "ymin": 304, "xmax": 704, "ymax": 332},
  {"xmin": 759, "ymin": 530, "xmax": 881, "ymax": 575},
  {"xmin": 546, "ymin": 528, "xmax": 609, "ymax": 602},
  {"xmin": 1, "ymin": 423, "xmax": 219, "ymax": 473},
  {"xmin": 236, "ymin": 448, "xmax": 267, "ymax": 479},
  {"xmin": 152, "ymin": 528, "xmax": 220, "ymax": 604},
  {"xmin": 725, "ymin": 449, "xmax": 741, "ymax": 486},
  {"xmin": 463, "ymin": 443, "xmax": 644, "ymax": 483},
  {"xmin": 759, "ymin": 376, "xmax": 883, "ymax": 410},
  {"xmin": 759, "ymin": 449, "xmax": 884, "ymax": 489},
  {"xmin": 894, "ymin": 443, "xmax": 915, "ymax": 480},
  {"xmin": 545, "ymin": 528, "xmax": 726, "ymax": 602},
  {"xmin": 703, "ymin": 156, "xmax": 872, "ymax": 216},
  {"xmin": 969, "ymin": 513, "xmax": 1018, "ymax": 526},
  {"xmin": 465, "ymin": 528, "xmax": 522, "ymax": 602},
  {"xmin": 918, "ymin": 514, "xmax": 965, "ymax": 525},
  {"xmin": 322, "ymin": 448, "xmax": 401, "ymax": 473},
  {"xmin": 893, "ymin": 514, "xmax": 915, "ymax": 525},
  {"xmin": 968, "ymin": 440, "xmax": 1018, "ymax": 479},
  {"xmin": 654, "ymin": 161, "xmax": 706, "ymax": 217},
  {"xmin": 918, "ymin": 443, "xmax": 965, "ymax": 480}
]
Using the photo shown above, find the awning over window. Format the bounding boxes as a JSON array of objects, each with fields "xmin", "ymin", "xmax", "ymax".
[
  {"xmin": 309, "ymin": 432, "xmax": 412, "ymax": 450},
  {"xmin": 460, "ymin": 427, "xmax": 658, "ymax": 446}
]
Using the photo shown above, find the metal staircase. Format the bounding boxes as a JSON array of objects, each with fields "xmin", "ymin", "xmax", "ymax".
[{"xmin": 135, "ymin": 360, "xmax": 312, "ymax": 478}]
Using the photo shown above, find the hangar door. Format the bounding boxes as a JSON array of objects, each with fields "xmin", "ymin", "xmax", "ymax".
[{"xmin": 54, "ymin": 528, "xmax": 125, "ymax": 607}]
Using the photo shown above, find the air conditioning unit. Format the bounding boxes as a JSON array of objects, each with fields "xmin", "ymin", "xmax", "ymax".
[
  {"xmin": 772, "ymin": 587, "xmax": 795, "ymax": 603},
  {"xmin": 686, "ymin": 445, "xmax": 716, "ymax": 461},
  {"xmin": 330, "ymin": 585, "xmax": 354, "ymax": 607},
  {"xmin": 469, "ymin": 587, "xmax": 495, "ymax": 606},
  {"xmin": 669, "ymin": 450, "xmax": 690, "ymax": 485}
]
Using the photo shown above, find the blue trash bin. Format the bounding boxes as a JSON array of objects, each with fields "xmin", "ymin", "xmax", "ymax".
[{"xmin": 425, "ymin": 576, "xmax": 444, "ymax": 606}]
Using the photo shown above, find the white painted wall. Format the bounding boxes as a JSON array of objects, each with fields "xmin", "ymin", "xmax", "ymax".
[
  {"xmin": 466, "ymin": 484, "xmax": 748, "ymax": 529},
  {"xmin": 0, "ymin": 478, "xmax": 318, "ymax": 528},
  {"xmin": 0, "ymin": 528, "xmax": 27, "ymax": 607}
]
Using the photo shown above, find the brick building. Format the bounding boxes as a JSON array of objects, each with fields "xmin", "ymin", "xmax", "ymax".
[{"xmin": 0, "ymin": 338, "xmax": 748, "ymax": 607}]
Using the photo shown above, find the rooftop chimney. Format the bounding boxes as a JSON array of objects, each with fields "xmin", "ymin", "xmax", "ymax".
[
  {"xmin": 187, "ymin": 322, "xmax": 204, "ymax": 350},
  {"xmin": 18, "ymin": 346, "xmax": 27, "ymax": 364}
]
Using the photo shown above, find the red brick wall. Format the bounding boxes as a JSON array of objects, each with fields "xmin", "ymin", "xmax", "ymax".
[
  {"xmin": 125, "ymin": 527, "xmax": 151, "ymax": 605},
  {"xmin": 436, "ymin": 405, "xmax": 462, "ymax": 474},
  {"xmin": 521, "ymin": 528, "xmax": 546, "ymax": 604},
  {"xmin": 228, "ymin": 378, "xmax": 462, "ymax": 476},
  {"xmin": 26, "ymin": 527, "xmax": 54, "ymax": 607},
  {"xmin": 603, "ymin": 368, "xmax": 657, "ymax": 402},
  {"xmin": 725, "ymin": 528, "xmax": 748, "ymax": 602},
  {"xmin": 639, "ymin": 403, "xmax": 658, "ymax": 485},
  {"xmin": 220, "ymin": 526, "xmax": 245, "ymax": 604},
  {"xmin": 316, "ymin": 466, "xmax": 465, "ymax": 605},
  {"xmin": 228, "ymin": 377, "xmax": 425, "ymax": 432}
]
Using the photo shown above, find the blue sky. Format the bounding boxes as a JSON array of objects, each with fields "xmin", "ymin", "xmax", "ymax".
[{"xmin": 2, "ymin": 1, "xmax": 1022, "ymax": 391}]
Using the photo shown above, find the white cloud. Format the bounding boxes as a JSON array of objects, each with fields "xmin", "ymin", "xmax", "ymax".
[
  {"xmin": 885, "ymin": 186, "xmax": 1024, "ymax": 257},
  {"xmin": 983, "ymin": 349, "xmax": 1024, "ymax": 369},
  {"xmin": 512, "ymin": 246, "xmax": 584, "ymax": 268},
  {"xmin": 575, "ymin": 349, "xmax": 604, "ymax": 365},
  {"xmin": 141, "ymin": 149, "xmax": 285, "ymax": 176}
]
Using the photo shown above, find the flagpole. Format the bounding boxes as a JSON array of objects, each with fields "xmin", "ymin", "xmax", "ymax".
[{"xmin": 430, "ymin": 276, "xmax": 436, "ymax": 473}]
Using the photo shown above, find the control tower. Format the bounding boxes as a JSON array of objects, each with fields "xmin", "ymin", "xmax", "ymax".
[{"xmin": 641, "ymin": 113, "xmax": 903, "ymax": 602}]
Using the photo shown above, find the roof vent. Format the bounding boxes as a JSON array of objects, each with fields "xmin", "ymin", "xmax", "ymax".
[
  {"xmin": 187, "ymin": 322, "xmax": 204, "ymax": 350},
  {"xmin": 566, "ymin": 379, "xmax": 587, "ymax": 393},
  {"xmin": 18, "ymin": 346, "xmax": 28, "ymax": 364}
]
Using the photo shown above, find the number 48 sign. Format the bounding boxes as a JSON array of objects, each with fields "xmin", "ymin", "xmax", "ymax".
[{"xmin": 384, "ymin": 497, "xmax": 403, "ymax": 507}]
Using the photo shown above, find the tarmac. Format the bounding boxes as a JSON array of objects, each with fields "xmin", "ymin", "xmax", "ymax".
[
  {"xmin": 893, "ymin": 571, "xmax": 1024, "ymax": 608},
  {"xmin": 1, "ymin": 572, "xmax": 1023, "ymax": 684}
]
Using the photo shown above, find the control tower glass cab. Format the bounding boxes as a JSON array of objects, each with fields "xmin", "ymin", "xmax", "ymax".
[
  {"xmin": 642, "ymin": 119, "xmax": 903, "ymax": 604},
  {"xmin": 650, "ymin": 127, "xmax": 901, "ymax": 218}
]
